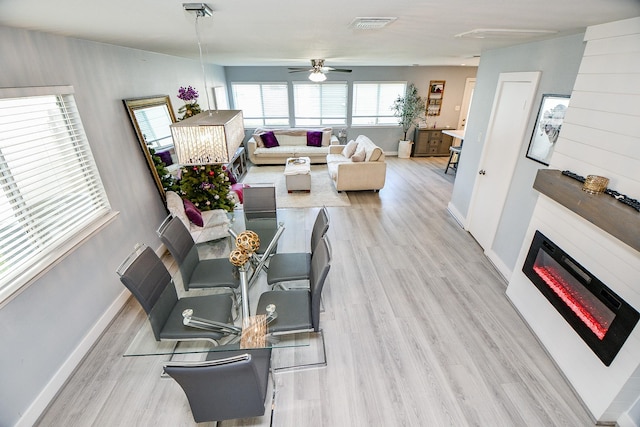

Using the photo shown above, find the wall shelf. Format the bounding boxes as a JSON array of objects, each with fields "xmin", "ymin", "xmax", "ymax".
[{"xmin": 533, "ymin": 169, "xmax": 640, "ymax": 253}]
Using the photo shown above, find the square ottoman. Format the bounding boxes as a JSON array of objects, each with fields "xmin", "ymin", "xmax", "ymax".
[{"xmin": 284, "ymin": 157, "xmax": 311, "ymax": 192}]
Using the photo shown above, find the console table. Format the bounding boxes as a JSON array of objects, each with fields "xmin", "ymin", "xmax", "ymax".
[{"xmin": 413, "ymin": 128, "xmax": 454, "ymax": 157}]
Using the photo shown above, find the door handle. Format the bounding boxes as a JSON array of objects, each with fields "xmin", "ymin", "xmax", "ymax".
[{"xmin": 479, "ymin": 170, "xmax": 486, "ymax": 175}]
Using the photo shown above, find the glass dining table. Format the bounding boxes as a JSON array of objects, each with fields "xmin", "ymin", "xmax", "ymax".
[{"xmin": 123, "ymin": 206, "xmax": 308, "ymax": 357}]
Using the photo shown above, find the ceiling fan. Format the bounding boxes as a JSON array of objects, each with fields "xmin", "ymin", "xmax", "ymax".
[{"xmin": 288, "ymin": 59, "xmax": 352, "ymax": 82}]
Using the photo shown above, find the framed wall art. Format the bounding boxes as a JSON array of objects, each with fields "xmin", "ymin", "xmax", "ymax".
[
  {"xmin": 426, "ymin": 80, "xmax": 445, "ymax": 116},
  {"xmin": 526, "ymin": 94, "xmax": 570, "ymax": 165}
]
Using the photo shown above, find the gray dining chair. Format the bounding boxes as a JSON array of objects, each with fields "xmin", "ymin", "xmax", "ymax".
[
  {"xmin": 242, "ymin": 185, "xmax": 279, "ymax": 255},
  {"xmin": 164, "ymin": 348, "xmax": 273, "ymax": 424},
  {"xmin": 157, "ymin": 215, "xmax": 240, "ymax": 293},
  {"xmin": 116, "ymin": 244, "xmax": 240, "ymax": 343},
  {"xmin": 266, "ymin": 206, "xmax": 329, "ymax": 289},
  {"xmin": 256, "ymin": 235, "xmax": 331, "ymax": 370}
]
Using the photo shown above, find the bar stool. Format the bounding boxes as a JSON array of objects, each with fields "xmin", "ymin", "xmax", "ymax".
[{"xmin": 445, "ymin": 144, "xmax": 462, "ymax": 174}]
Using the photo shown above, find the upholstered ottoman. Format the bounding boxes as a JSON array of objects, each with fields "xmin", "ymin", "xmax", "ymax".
[{"xmin": 284, "ymin": 157, "xmax": 311, "ymax": 192}]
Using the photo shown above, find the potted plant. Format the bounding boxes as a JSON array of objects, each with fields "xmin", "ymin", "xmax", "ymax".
[{"xmin": 392, "ymin": 83, "xmax": 426, "ymax": 158}]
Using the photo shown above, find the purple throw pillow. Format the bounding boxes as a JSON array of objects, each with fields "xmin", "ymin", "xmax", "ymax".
[
  {"xmin": 261, "ymin": 131, "xmax": 279, "ymax": 148},
  {"xmin": 307, "ymin": 131, "xmax": 323, "ymax": 147},
  {"xmin": 157, "ymin": 150, "xmax": 173, "ymax": 166},
  {"xmin": 226, "ymin": 168, "xmax": 237, "ymax": 184},
  {"xmin": 183, "ymin": 198, "xmax": 204, "ymax": 227}
]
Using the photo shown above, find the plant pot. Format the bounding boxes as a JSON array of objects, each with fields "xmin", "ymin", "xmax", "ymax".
[{"xmin": 398, "ymin": 140, "xmax": 413, "ymax": 158}]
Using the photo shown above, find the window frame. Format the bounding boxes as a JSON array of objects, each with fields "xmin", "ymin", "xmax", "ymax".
[
  {"xmin": 0, "ymin": 85, "xmax": 116, "ymax": 305},
  {"xmin": 351, "ymin": 81, "xmax": 407, "ymax": 127}
]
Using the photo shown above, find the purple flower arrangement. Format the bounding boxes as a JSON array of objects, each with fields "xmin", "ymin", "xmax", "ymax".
[
  {"xmin": 177, "ymin": 86, "xmax": 199, "ymax": 102},
  {"xmin": 177, "ymin": 85, "xmax": 202, "ymax": 120}
]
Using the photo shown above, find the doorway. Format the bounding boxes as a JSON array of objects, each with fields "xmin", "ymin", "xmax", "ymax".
[
  {"xmin": 467, "ymin": 72, "xmax": 540, "ymax": 258},
  {"xmin": 457, "ymin": 78, "xmax": 476, "ymax": 130}
]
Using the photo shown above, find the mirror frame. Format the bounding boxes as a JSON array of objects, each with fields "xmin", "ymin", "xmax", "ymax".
[{"xmin": 123, "ymin": 95, "xmax": 177, "ymax": 201}]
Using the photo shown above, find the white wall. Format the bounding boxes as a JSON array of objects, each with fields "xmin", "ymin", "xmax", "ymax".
[
  {"xmin": 448, "ymin": 33, "xmax": 586, "ymax": 276},
  {"xmin": 0, "ymin": 25, "xmax": 226, "ymax": 426}
]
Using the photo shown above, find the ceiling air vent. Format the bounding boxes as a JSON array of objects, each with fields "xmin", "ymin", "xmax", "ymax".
[
  {"xmin": 350, "ymin": 17, "xmax": 397, "ymax": 30},
  {"xmin": 455, "ymin": 28, "xmax": 557, "ymax": 39}
]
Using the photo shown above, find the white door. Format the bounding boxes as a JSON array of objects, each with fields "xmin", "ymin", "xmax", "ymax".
[
  {"xmin": 467, "ymin": 72, "xmax": 540, "ymax": 252},
  {"xmin": 457, "ymin": 78, "xmax": 476, "ymax": 130}
]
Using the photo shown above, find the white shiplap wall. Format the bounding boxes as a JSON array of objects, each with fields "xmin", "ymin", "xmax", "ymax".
[{"xmin": 506, "ymin": 16, "xmax": 640, "ymax": 424}]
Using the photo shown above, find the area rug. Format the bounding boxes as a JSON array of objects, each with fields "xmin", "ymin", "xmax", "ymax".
[{"xmin": 241, "ymin": 165, "xmax": 350, "ymax": 208}]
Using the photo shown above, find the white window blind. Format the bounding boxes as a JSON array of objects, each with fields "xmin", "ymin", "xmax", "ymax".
[
  {"xmin": 293, "ymin": 82, "xmax": 347, "ymax": 126},
  {"xmin": 231, "ymin": 83, "xmax": 289, "ymax": 127},
  {"xmin": 352, "ymin": 82, "xmax": 406, "ymax": 126},
  {"xmin": 0, "ymin": 86, "xmax": 111, "ymax": 301}
]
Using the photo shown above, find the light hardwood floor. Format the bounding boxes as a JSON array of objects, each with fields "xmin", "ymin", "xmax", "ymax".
[{"xmin": 36, "ymin": 157, "xmax": 594, "ymax": 427}]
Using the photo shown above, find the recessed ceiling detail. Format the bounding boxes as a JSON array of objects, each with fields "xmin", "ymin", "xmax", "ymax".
[
  {"xmin": 349, "ymin": 17, "xmax": 397, "ymax": 30},
  {"xmin": 455, "ymin": 28, "xmax": 558, "ymax": 39}
]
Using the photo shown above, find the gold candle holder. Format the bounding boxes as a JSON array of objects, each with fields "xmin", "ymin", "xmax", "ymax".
[{"xmin": 582, "ymin": 175, "xmax": 609, "ymax": 195}]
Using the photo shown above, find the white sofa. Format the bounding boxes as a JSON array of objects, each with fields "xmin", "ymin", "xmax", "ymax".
[
  {"xmin": 326, "ymin": 135, "xmax": 387, "ymax": 192},
  {"xmin": 247, "ymin": 128, "xmax": 339, "ymax": 165},
  {"xmin": 165, "ymin": 191, "xmax": 230, "ymax": 243}
]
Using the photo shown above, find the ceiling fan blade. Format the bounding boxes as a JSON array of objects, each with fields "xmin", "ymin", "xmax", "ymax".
[
  {"xmin": 288, "ymin": 68, "xmax": 313, "ymax": 73},
  {"xmin": 322, "ymin": 66, "xmax": 352, "ymax": 73}
]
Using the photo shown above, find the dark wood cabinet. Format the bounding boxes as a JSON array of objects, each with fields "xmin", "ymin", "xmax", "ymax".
[{"xmin": 413, "ymin": 129, "xmax": 454, "ymax": 157}]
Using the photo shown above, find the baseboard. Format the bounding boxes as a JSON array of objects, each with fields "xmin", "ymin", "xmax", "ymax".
[
  {"xmin": 446, "ymin": 201, "xmax": 467, "ymax": 229},
  {"xmin": 484, "ymin": 249, "xmax": 512, "ymax": 284},
  {"xmin": 17, "ymin": 289, "xmax": 130, "ymax": 427}
]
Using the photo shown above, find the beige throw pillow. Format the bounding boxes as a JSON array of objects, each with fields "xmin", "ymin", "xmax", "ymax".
[
  {"xmin": 341, "ymin": 140, "xmax": 358, "ymax": 158},
  {"xmin": 351, "ymin": 144, "xmax": 366, "ymax": 162},
  {"xmin": 252, "ymin": 133, "xmax": 265, "ymax": 148}
]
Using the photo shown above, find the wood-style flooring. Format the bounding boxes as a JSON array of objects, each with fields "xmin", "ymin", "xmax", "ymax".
[{"xmin": 36, "ymin": 157, "xmax": 594, "ymax": 426}]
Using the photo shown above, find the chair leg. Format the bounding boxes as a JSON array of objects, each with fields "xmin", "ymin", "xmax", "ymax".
[{"xmin": 272, "ymin": 330, "xmax": 327, "ymax": 373}]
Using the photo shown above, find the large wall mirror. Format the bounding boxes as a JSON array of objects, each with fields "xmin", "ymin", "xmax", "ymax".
[{"xmin": 123, "ymin": 95, "xmax": 177, "ymax": 201}]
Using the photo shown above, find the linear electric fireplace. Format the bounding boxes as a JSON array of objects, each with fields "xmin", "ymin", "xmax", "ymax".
[{"xmin": 523, "ymin": 231, "xmax": 639, "ymax": 366}]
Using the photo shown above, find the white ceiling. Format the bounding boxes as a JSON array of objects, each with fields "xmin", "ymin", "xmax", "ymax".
[{"xmin": 1, "ymin": 0, "xmax": 639, "ymax": 68}]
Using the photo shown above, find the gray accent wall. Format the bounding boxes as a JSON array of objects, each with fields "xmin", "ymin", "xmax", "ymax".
[
  {"xmin": 225, "ymin": 66, "xmax": 478, "ymax": 153},
  {"xmin": 0, "ymin": 25, "xmax": 226, "ymax": 426},
  {"xmin": 449, "ymin": 33, "xmax": 586, "ymax": 274}
]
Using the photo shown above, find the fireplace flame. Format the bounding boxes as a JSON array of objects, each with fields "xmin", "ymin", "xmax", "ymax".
[{"xmin": 533, "ymin": 265, "xmax": 609, "ymax": 339}]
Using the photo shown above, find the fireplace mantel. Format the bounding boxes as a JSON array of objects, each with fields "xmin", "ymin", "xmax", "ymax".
[{"xmin": 533, "ymin": 169, "xmax": 640, "ymax": 253}]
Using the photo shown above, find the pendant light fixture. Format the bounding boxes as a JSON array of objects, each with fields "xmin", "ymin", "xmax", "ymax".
[{"xmin": 171, "ymin": 3, "xmax": 244, "ymax": 165}]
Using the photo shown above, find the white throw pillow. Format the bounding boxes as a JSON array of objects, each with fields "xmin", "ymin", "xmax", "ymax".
[
  {"xmin": 341, "ymin": 139, "xmax": 358, "ymax": 158},
  {"xmin": 351, "ymin": 144, "xmax": 366, "ymax": 162}
]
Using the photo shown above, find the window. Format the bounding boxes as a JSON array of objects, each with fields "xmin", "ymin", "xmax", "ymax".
[
  {"xmin": 293, "ymin": 82, "xmax": 347, "ymax": 126},
  {"xmin": 0, "ymin": 86, "xmax": 112, "ymax": 302},
  {"xmin": 231, "ymin": 83, "xmax": 289, "ymax": 127},
  {"xmin": 352, "ymin": 82, "xmax": 406, "ymax": 126}
]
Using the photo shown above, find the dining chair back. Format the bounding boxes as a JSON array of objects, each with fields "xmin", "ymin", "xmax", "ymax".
[{"xmin": 164, "ymin": 348, "xmax": 272, "ymax": 423}]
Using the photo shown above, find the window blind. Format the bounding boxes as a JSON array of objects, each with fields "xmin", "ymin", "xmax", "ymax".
[
  {"xmin": 0, "ymin": 87, "xmax": 111, "ymax": 300},
  {"xmin": 293, "ymin": 82, "xmax": 347, "ymax": 126},
  {"xmin": 231, "ymin": 83, "xmax": 289, "ymax": 127},
  {"xmin": 352, "ymin": 82, "xmax": 406, "ymax": 126}
]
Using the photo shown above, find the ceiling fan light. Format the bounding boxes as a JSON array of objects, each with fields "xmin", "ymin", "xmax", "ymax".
[{"xmin": 309, "ymin": 71, "xmax": 326, "ymax": 82}]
